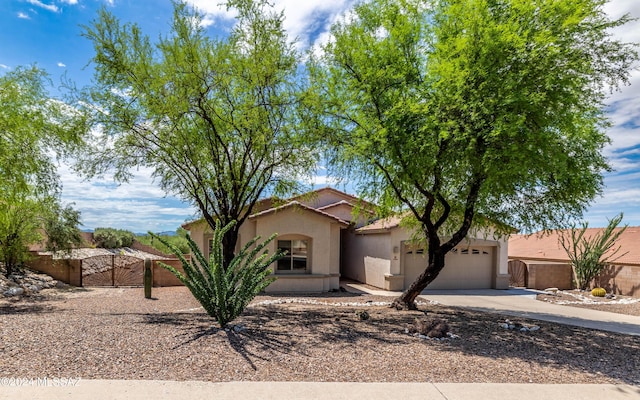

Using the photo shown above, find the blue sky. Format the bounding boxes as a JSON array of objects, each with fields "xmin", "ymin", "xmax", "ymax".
[{"xmin": 0, "ymin": 0, "xmax": 639, "ymax": 233}]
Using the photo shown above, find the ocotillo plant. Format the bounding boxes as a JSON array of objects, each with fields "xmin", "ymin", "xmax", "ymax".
[{"xmin": 150, "ymin": 220, "xmax": 282, "ymax": 328}]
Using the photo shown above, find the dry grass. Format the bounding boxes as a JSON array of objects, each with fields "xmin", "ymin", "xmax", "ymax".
[{"xmin": 1, "ymin": 286, "xmax": 639, "ymax": 384}]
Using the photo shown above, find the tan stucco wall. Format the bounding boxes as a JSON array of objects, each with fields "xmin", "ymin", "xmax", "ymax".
[
  {"xmin": 342, "ymin": 231, "xmax": 392, "ymax": 288},
  {"xmin": 185, "ymin": 210, "xmax": 341, "ymax": 292},
  {"xmin": 187, "ymin": 219, "xmax": 257, "ymax": 261},
  {"xmin": 320, "ymin": 203, "xmax": 353, "ymax": 222},
  {"xmin": 344, "ymin": 226, "xmax": 509, "ymax": 291},
  {"xmin": 252, "ymin": 207, "xmax": 342, "ymax": 292},
  {"xmin": 299, "ymin": 190, "xmax": 350, "ymax": 209}
]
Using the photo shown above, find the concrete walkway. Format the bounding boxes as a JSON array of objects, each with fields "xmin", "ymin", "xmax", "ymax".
[
  {"xmin": 3, "ymin": 381, "xmax": 640, "ymax": 400},
  {"xmin": 344, "ymin": 283, "xmax": 640, "ymax": 336}
]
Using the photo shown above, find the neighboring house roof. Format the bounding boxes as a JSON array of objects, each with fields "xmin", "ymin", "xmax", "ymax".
[
  {"xmin": 509, "ymin": 227, "xmax": 640, "ymax": 265},
  {"xmin": 248, "ymin": 201, "xmax": 350, "ymax": 226}
]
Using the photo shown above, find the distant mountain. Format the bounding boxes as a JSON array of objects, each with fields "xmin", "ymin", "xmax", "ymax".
[{"xmin": 137, "ymin": 231, "xmax": 177, "ymax": 237}]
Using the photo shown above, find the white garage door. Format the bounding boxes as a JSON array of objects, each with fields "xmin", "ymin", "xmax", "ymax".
[{"xmin": 403, "ymin": 245, "xmax": 494, "ymax": 290}]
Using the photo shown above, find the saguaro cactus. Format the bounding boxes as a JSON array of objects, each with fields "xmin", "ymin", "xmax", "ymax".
[{"xmin": 144, "ymin": 258, "xmax": 152, "ymax": 299}]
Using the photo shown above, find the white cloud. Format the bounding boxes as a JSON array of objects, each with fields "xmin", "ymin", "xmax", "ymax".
[
  {"xmin": 57, "ymin": 62, "xmax": 66, "ymax": 67},
  {"xmin": 307, "ymin": 174, "xmax": 340, "ymax": 187},
  {"xmin": 185, "ymin": 0, "xmax": 355, "ymax": 48},
  {"xmin": 26, "ymin": 0, "xmax": 59, "ymax": 13},
  {"xmin": 60, "ymin": 0, "xmax": 79, "ymax": 4},
  {"xmin": 17, "ymin": 12, "xmax": 31, "ymax": 19},
  {"xmin": 0, "ymin": 64, "xmax": 9, "ymax": 69},
  {"xmin": 57, "ymin": 163, "xmax": 197, "ymax": 232}
]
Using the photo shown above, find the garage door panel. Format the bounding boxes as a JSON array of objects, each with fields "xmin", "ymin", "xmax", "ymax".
[{"xmin": 403, "ymin": 245, "xmax": 493, "ymax": 290}]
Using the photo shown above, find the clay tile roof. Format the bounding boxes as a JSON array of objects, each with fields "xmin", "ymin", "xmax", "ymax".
[
  {"xmin": 509, "ymin": 227, "xmax": 640, "ymax": 265},
  {"xmin": 248, "ymin": 201, "xmax": 350, "ymax": 226},
  {"xmin": 356, "ymin": 215, "xmax": 403, "ymax": 233}
]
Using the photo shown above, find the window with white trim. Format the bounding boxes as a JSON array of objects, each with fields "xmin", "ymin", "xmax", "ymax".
[{"xmin": 277, "ymin": 239, "xmax": 309, "ymax": 273}]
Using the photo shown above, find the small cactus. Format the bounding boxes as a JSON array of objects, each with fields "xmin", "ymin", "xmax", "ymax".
[
  {"xmin": 591, "ymin": 287, "xmax": 606, "ymax": 297},
  {"xmin": 144, "ymin": 258, "xmax": 152, "ymax": 299}
]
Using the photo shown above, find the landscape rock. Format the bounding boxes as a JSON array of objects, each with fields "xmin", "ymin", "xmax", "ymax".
[
  {"xmin": 498, "ymin": 319, "xmax": 540, "ymax": 332},
  {"xmin": 3, "ymin": 287, "xmax": 25, "ymax": 297},
  {"xmin": 355, "ymin": 310, "xmax": 370, "ymax": 320},
  {"xmin": 0, "ymin": 268, "xmax": 58, "ymax": 298}
]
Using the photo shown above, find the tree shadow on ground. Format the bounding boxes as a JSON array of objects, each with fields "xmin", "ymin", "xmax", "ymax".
[
  {"xmin": 140, "ymin": 304, "xmax": 414, "ymax": 370},
  {"xmin": 0, "ymin": 290, "xmax": 75, "ymax": 314},
  {"xmin": 0, "ymin": 302, "xmax": 57, "ymax": 315},
  {"xmin": 137, "ymin": 297, "xmax": 640, "ymax": 385}
]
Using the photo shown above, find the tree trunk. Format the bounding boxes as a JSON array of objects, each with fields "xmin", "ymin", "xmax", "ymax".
[
  {"xmin": 391, "ymin": 251, "xmax": 446, "ymax": 310},
  {"xmin": 221, "ymin": 226, "xmax": 240, "ymax": 270}
]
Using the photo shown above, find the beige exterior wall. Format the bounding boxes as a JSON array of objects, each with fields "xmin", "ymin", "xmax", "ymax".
[
  {"xmin": 342, "ymin": 231, "xmax": 394, "ymax": 289},
  {"xmin": 251, "ymin": 207, "xmax": 342, "ymax": 292},
  {"xmin": 343, "ymin": 227, "xmax": 508, "ymax": 291},
  {"xmin": 299, "ymin": 190, "xmax": 351, "ymax": 209},
  {"xmin": 187, "ymin": 220, "xmax": 257, "ymax": 261},
  {"xmin": 319, "ymin": 203, "xmax": 353, "ymax": 223},
  {"xmin": 152, "ymin": 259, "xmax": 186, "ymax": 287}
]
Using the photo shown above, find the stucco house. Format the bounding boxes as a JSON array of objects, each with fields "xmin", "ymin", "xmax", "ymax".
[{"xmin": 183, "ymin": 187, "xmax": 510, "ymax": 293}]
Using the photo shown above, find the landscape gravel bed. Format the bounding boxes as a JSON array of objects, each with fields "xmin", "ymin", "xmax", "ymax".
[
  {"xmin": 537, "ymin": 290, "xmax": 640, "ymax": 317},
  {"xmin": 1, "ymin": 287, "xmax": 638, "ymax": 384}
]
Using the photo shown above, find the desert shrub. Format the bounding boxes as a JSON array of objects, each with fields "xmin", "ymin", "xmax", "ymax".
[
  {"xmin": 559, "ymin": 214, "xmax": 627, "ymax": 290},
  {"xmin": 136, "ymin": 228, "xmax": 189, "ymax": 255},
  {"xmin": 94, "ymin": 228, "xmax": 135, "ymax": 248},
  {"xmin": 152, "ymin": 220, "xmax": 282, "ymax": 328}
]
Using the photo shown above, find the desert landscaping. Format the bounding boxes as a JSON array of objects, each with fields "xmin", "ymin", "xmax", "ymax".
[{"xmin": 1, "ymin": 272, "xmax": 639, "ymax": 385}]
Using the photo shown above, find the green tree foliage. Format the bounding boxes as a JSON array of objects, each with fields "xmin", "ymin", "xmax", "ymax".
[
  {"xmin": 43, "ymin": 201, "xmax": 84, "ymax": 255},
  {"xmin": 152, "ymin": 221, "xmax": 282, "ymax": 328},
  {"xmin": 560, "ymin": 214, "xmax": 627, "ymax": 290},
  {"xmin": 79, "ymin": 0, "xmax": 316, "ymax": 268},
  {"xmin": 1, "ymin": 66, "xmax": 85, "ymax": 197},
  {"xmin": 0, "ymin": 195, "xmax": 42, "ymax": 277},
  {"xmin": 309, "ymin": 0, "xmax": 638, "ymax": 308},
  {"xmin": 0, "ymin": 66, "xmax": 86, "ymax": 276},
  {"xmin": 136, "ymin": 228, "xmax": 190, "ymax": 255},
  {"xmin": 93, "ymin": 228, "xmax": 135, "ymax": 249}
]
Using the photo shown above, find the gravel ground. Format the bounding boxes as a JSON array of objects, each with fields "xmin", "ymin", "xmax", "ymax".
[
  {"xmin": 537, "ymin": 290, "xmax": 640, "ymax": 317},
  {"xmin": 1, "ymin": 286, "xmax": 639, "ymax": 384}
]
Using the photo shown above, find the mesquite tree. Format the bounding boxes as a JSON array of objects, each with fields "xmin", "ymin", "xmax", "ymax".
[
  {"xmin": 310, "ymin": 0, "xmax": 638, "ymax": 308},
  {"xmin": 0, "ymin": 66, "xmax": 85, "ymax": 276},
  {"xmin": 80, "ymin": 0, "xmax": 316, "ymax": 268}
]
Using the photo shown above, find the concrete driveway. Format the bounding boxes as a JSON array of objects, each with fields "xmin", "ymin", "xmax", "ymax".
[{"xmin": 419, "ymin": 288, "xmax": 640, "ymax": 336}]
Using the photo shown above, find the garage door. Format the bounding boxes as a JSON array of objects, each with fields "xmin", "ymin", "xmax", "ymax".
[{"xmin": 403, "ymin": 245, "xmax": 494, "ymax": 290}]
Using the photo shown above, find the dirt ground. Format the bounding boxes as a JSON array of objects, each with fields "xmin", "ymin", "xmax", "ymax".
[{"xmin": 1, "ymin": 286, "xmax": 639, "ymax": 385}]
